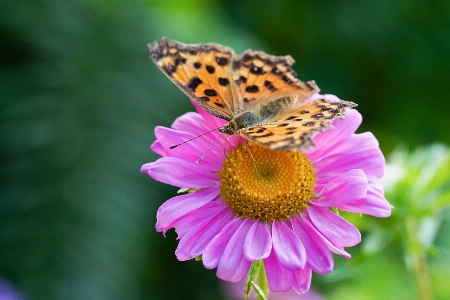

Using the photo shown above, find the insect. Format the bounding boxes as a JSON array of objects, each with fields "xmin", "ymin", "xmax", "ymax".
[{"xmin": 148, "ymin": 37, "xmax": 356, "ymax": 151}]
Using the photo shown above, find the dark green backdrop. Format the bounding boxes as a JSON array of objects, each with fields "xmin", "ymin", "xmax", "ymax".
[{"xmin": 1, "ymin": 0, "xmax": 449, "ymax": 299}]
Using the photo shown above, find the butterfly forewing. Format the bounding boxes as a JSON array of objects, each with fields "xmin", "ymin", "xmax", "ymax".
[
  {"xmin": 148, "ymin": 38, "xmax": 237, "ymax": 120},
  {"xmin": 231, "ymin": 50, "xmax": 320, "ymax": 111},
  {"xmin": 240, "ymin": 99, "xmax": 357, "ymax": 150}
]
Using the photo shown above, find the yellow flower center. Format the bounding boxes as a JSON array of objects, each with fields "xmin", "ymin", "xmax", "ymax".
[{"xmin": 218, "ymin": 143, "xmax": 316, "ymax": 222}]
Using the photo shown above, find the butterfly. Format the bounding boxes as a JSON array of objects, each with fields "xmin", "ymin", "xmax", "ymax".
[{"xmin": 148, "ymin": 37, "xmax": 356, "ymax": 151}]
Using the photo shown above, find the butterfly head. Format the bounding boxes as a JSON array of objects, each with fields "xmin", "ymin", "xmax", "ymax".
[{"xmin": 218, "ymin": 121, "xmax": 237, "ymax": 136}]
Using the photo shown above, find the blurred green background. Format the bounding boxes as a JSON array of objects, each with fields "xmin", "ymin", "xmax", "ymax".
[{"xmin": 1, "ymin": 0, "xmax": 449, "ymax": 299}]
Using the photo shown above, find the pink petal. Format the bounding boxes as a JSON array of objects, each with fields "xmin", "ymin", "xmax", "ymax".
[
  {"xmin": 338, "ymin": 193, "xmax": 391, "ymax": 218},
  {"xmin": 156, "ymin": 187, "xmax": 220, "ymax": 231},
  {"xmin": 319, "ymin": 132, "xmax": 379, "ymax": 162},
  {"xmin": 272, "ymin": 221, "xmax": 306, "ymax": 271},
  {"xmin": 190, "ymin": 211, "xmax": 236, "ymax": 257},
  {"xmin": 175, "ymin": 208, "xmax": 233, "ymax": 260},
  {"xmin": 292, "ymin": 216, "xmax": 333, "ymax": 274},
  {"xmin": 302, "ymin": 213, "xmax": 352, "ymax": 258},
  {"xmin": 314, "ymin": 146, "xmax": 385, "ymax": 179},
  {"xmin": 264, "ymin": 249, "xmax": 294, "ymax": 292},
  {"xmin": 308, "ymin": 205, "xmax": 361, "ymax": 248},
  {"xmin": 192, "ymin": 101, "xmax": 229, "ymax": 129},
  {"xmin": 171, "ymin": 200, "xmax": 227, "ymax": 237},
  {"xmin": 318, "ymin": 233, "xmax": 351, "ymax": 258},
  {"xmin": 171, "ymin": 112, "xmax": 209, "ymax": 133},
  {"xmin": 326, "ymin": 176, "xmax": 391, "ymax": 217},
  {"xmin": 307, "ymin": 109, "xmax": 362, "ymax": 160},
  {"xmin": 191, "ymin": 102, "xmax": 242, "ymax": 152},
  {"xmin": 142, "ymin": 157, "xmax": 219, "ymax": 188},
  {"xmin": 293, "ymin": 267, "xmax": 312, "ymax": 295},
  {"xmin": 217, "ymin": 219, "xmax": 253, "ymax": 282},
  {"xmin": 244, "ymin": 221, "xmax": 272, "ymax": 261},
  {"xmin": 150, "ymin": 140, "xmax": 168, "ymax": 157},
  {"xmin": 203, "ymin": 218, "xmax": 243, "ymax": 269},
  {"xmin": 313, "ymin": 169, "xmax": 368, "ymax": 207},
  {"xmin": 337, "ymin": 177, "xmax": 391, "ymax": 217},
  {"xmin": 154, "ymin": 126, "xmax": 225, "ymax": 168},
  {"xmin": 370, "ymin": 175, "xmax": 384, "ymax": 195}
]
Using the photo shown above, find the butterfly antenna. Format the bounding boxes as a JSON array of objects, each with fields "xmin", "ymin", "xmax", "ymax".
[
  {"xmin": 245, "ymin": 141, "xmax": 261, "ymax": 178},
  {"xmin": 196, "ymin": 133, "xmax": 224, "ymax": 163},
  {"xmin": 169, "ymin": 127, "xmax": 221, "ymax": 149}
]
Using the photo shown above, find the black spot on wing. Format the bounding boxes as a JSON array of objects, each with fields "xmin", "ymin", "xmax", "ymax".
[
  {"xmin": 312, "ymin": 113, "xmax": 323, "ymax": 120},
  {"xmin": 204, "ymin": 89, "xmax": 218, "ymax": 96},
  {"xmin": 218, "ymin": 77, "xmax": 230, "ymax": 86},
  {"xmin": 186, "ymin": 77, "xmax": 202, "ymax": 92},
  {"xmin": 193, "ymin": 62, "xmax": 201, "ymax": 69},
  {"xmin": 282, "ymin": 75, "xmax": 293, "ymax": 84},
  {"xmin": 245, "ymin": 85, "xmax": 259, "ymax": 93},
  {"xmin": 305, "ymin": 81, "xmax": 316, "ymax": 91},
  {"xmin": 271, "ymin": 67, "xmax": 282, "ymax": 75},
  {"xmin": 165, "ymin": 65, "xmax": 176, "ymax": 75},
  {"xmin": 232, "ymin": 60, "xmax": 240, "ymax": 70},
  {"xmin": 264, "ymin": 80, "xmax": 277, "ymax": 92},
  {"xmin": 175, "ymin": 57, "xmax": 186, "ymax": 65},
  {"xmin": 249, "ymin": 63, "xmax": 266, "ymax": 75},
  {"xmin": 258, "ymin": 132, "xmax": 274, "ymax": 138},
  {"xmin": 216, "ymin": 56, "xmax": 229, "ymax": 66},
  {"xmin": 206, "ymin": 65, "xmax": 215, "ymax": 74}
]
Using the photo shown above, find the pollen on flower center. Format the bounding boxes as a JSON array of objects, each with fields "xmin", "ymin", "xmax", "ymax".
[{"xmin": 219, "ymin": 143, "xmax": 316, "ymax": 222}]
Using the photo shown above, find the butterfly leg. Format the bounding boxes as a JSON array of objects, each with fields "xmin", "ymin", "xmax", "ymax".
[
  {"xmin": 223, "ymin": 135, "xmax": 229, "ymax": 159},
  {"xmin": 197, "ymin": 133, "xmax": 224, "ymax": 163},
  {"xmin": 245, "ymin": 141, "xmax": 261, "ymax": 178}
]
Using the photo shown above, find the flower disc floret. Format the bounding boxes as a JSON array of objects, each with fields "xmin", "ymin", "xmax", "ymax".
[{"xmin": 219, "ymin": 143, "xmax": 316, "ymax": 222}]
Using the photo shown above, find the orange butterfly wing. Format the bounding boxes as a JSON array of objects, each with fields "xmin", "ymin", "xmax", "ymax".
[
  {"xmin": 148, "ymin": 38, "xmax": 238, "ymax": 121},
  {"xmin": 231, "ymin": 50, "xmax": 319, "ymax": 111},
  {"xmin": 239, "ymin": 99, "xmax": 357, "ymax": 150}
]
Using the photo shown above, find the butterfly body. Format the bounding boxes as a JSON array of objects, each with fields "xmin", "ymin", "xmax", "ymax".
[{"xmin": 148, "ymin": 37, "xmax": 356, "ymax": 151}]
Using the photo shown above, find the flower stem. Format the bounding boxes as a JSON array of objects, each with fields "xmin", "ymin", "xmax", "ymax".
[
  {"xmin": 257, "ymin": 261, "xmax": 269, "ymax": 300},
  {"xmin": 405, "ymin": 218, "xmax": 433, "ymax": 300}
]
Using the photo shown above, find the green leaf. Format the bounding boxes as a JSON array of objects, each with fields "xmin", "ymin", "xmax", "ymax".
[
  {"xmin": 245, "ymin": 260, "xmax": 261, "ymax": 300},
  {"xmin": 251, "ymin": 281, "xmax": 268, "ymax": 300}
]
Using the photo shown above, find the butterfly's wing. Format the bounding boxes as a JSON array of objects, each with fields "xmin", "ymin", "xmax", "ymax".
[
  {"xmin": 148, "ymin": 38, "xmax": 239, "ymax": 121},
  {"xmin": 239, "ymin": 98, "xmax": 357, "ymax": 150},
  {"xmin": 231, "ymin": 50, "xmax": 319, "ymax": 112}
]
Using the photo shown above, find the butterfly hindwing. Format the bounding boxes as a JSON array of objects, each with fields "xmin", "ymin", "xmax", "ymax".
[
  {"xmin": 148, "ymin": 38, "xmax": 237, "ymax": 120},
  {"xmin": 231, "ymin": 50, "xmax": 320, "ymax": 111},
  {"xmin": 240, "ymin": 99, "xmax": 357, "ymax": 150}
]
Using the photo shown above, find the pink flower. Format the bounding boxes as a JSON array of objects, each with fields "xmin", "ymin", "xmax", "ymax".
[{"xmin": 141, "ymin": 97, "xmax": 391, "ymax": 295}]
